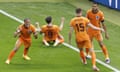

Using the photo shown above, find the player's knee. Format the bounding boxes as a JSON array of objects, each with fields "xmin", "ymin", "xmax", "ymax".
[
  {"xmin": 89, "ymin": 48, "xmax": 94, "ymax": 52},
  {"xmin": 98, "ymin": 41, "xmax": 104, "ymax": 47},
  {"xmin": 79, "ymin": 48, "xmax": 83, "ymax": 51},
  {"xmin": 25, "ymin": 45, "xmax": 30, "ymax": 49},
  {"xmin": 13, "ymin": 48, "xmax": 19, "ymax": 52},
  {"xmin": 25, "ymin": 47, "xmax": 29, "ymax": 49}
]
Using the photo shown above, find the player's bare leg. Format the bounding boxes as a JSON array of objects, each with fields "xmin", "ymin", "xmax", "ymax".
[
  {"xmin": 58, "ymin": 35, "xmax": 64, "ymax": 44},
  {"xmin": 53, "ymin": 38, "xmax": 60, "ymax": 46},
  {"xmin": 53, "ymin": 35, "xmax": 64, "ymax": 46},
  {"xmin": 43, "ymin": 39, "xmax": 49, "ymax": 46},
  {"xmin": 5, "ymin": 39, "xmax": 22, "ymax": 64},
  {"xmin": 86, "ymin": 40, "xmax": 93, "ymax": 59},
  {"xmin": 89, "ymin": 48, "xmax": 100, "ymax": 71},
  {"xmin": 86, "ymin": 48, "xmax": 92, "ymax": 59},
  {"xmin": 23, "ymin": 47, "xmax": 31, "ymax": 60},
  {"xmin": 98, "ymin": 41, "xmax": 110, "ymax": 64},
  {"xmin": 23, "ymin": 41, "xmax": 31, "ymax": 60},
  {"xmin": 79, "ymin": 48, "xmax": 87, "ymax": 64}
]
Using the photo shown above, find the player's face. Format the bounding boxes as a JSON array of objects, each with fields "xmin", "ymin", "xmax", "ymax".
[
  {"xmin": 92, "ymin": 4, "xmax": 99, "ymax": 13},
  {"xmin": 92, "ymin": 4, "xmax": 98, "ymax": 10},
  {"xmin": 24, "ymin": 19, "xmax": 30, "ymax": 28}
]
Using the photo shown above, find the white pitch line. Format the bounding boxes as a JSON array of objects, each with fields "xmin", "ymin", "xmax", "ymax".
[
  {"xmin": 0, "ymin": 9, "xmax": 120, "ymax": 72},
  {"xmin": 94, "ymin": 50, "xmax": 102, "ymax": 53},
  {"xmin": 63, "ymin": 43, "xmax": 120, "ymax": 72},
  {"xmin": 0, "ymin": 10, "xmax": 23, "ymax": 23}
]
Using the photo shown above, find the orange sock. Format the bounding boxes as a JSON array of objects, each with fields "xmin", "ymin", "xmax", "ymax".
[
  {"xmin": 86, "ymin": 48, "xmax": 89, "ymax": 55},
  {"xmin": 102, "ymin": 45, "xmax": 109, "ymax": 59},
  {"xmin": 80, "ymin": 51, "xmax": 86, "ymax": 63},
  {"xmin": 8, "ymin": 51, "xmax": 15, "ymax": 61},
  {"xmin": 90, "ymin": 51, "xmax": 96, "ymax": 67},
  {"xmin": 24, "ymin": 48, "xmax": 29, "ymax": 56}
]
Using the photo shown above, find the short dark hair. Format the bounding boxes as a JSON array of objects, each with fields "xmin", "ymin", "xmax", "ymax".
[
  {"xmin": 24, "ymin": 18, "xmax": 30, "ymax": 22},
  {"xmin": 76, "ymin": 8, "xmax": 82, "ymax": 14},
  {"xmin": 45, "ymin": 16, "xmax": 52, "ymax": 24},
  {"xmin": 93, "ymin": 2, "xmax": 99, "ymax": 5}
]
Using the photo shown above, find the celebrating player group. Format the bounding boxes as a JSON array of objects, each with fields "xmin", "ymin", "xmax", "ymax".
[{"xmin": 5, "ymin": 2, "xmax": 110, "ymax": 72}]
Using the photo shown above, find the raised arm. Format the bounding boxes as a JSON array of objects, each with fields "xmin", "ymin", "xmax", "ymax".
[
  {"xmin": 101, "ymin": 21, "xmax": 109, "ymax": 39},
  {"xmin": 68, "ymin": 27, "xmax": 73, "ymax": 44},
  {"xmin": 35, "ymin": 22, "xmax": 41, "ymax": 32},
  {"xmin": 59, "ymin": 17, "xmax": 65, "ymax": 31},
  {"xmin": 33, "ymin": 32, "xmax": 38, "ymax": 39}
]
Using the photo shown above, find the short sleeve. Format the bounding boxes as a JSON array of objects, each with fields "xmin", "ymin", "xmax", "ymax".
[
  {"xmin": 41, "ymin": 25, "xmax": 46, "ymax": 33},
  {"xmin": 70, "ymin": 19, "xmax": 74, "ymax": 27},
  {"xmin": 85, "ymin": 18, "xmax": 90, "ymax": 25},
  {"xmin": 17, "ymin": 24, "xmax": 22, "ymax": 31},
  {"xmin": 31, "ymin": 25, "xmax": 36, "ymax": 33},
  {"xmin": 56, "ymin": 26, "xmax": 60, "ymax": 32},
  {"xmin": 86, "ymin": 9, "xmax": 91, "ymax": 19},
  {"xmin": 54, "ymin": 25, "xmax": 60, "ymax": 32},
  {"xmin": 100, "ymin": 11, "xmax": 104, "ymax": 21}
]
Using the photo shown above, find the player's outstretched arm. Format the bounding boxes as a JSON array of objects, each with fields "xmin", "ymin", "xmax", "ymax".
[
  {"xmin": 59, "ymin": 17, "xmax": 65, "ymax": 31},
  {"xmin": 68, "ymin": 27, "xmax": 73, "ymax": 44},
  {"xmin": 33, "ymin": 32, "xmax": 38, "ymax": 39},
  {"xmin": 101, "ymin": 22, "xmax": 109, "ymax": 40},
  {"xmin": 35, "ymin": 22, "xmax": 41, "ymax": 32},
  {"xmin": 88, "ymin": 23, "xmax": 105, "ymax": 32}
]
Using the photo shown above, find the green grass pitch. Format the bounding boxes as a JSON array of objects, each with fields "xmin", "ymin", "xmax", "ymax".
[{"xmin": 0, "ymin": 0, "xmax": 120, "ymax": 72}]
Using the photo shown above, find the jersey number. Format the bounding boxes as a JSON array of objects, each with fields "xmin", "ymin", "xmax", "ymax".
[
  {"xmin": 48, "ymin": 31, "xmax": 53, "ymax": 38},
  {"xmin": 76, "ymin": 23, "xmax": 84, "ymax": 32}
]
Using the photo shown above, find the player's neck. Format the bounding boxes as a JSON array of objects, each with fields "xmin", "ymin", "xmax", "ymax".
[
  {"xmin": 76, "ymin": 15, "xmax": 81, "ymax": 17},
  {"xmin": 76, "ymin": 13, "xmax": 82, "ymax": 17},
  {"xmin": 47, "ymin": 23, "xmax": 52, "ymax": 27}
]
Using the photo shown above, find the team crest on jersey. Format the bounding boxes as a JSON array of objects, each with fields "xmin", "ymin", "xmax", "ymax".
[{"xmin": 96, "ymin": 16, "xmax": 99, "ymax": 20}]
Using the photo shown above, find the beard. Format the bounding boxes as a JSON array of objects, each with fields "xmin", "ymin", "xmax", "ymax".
[
  {"xmin": 24, "ymin": 24, "xmax": 30, "ymax": 28},
  {"xmin": 92, "ymin": 9, "xmax": 98, "ymax": 14}
]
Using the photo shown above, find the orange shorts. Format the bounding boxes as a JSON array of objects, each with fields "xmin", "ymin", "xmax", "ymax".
[
  {"xmin": 88, "ymin": 33, "xmax": 103, "ymax": 41},
  {"xmin": 16, "ymin": 38, "xmax": 31, "ymax": 48},
  {"xmin": 76, "ymin": 39, "xmax": 92, "ymax": 48},
  {"xmin": 43, "ymin": 35, "xmax": 64, "ymax": 43}
]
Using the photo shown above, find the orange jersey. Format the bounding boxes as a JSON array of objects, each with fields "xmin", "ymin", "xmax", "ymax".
[
  {"xmin": 41, "ymin": 25, "xmax": 60, "ymax": 41},
  {"xmin": 86, "ymin": 9, "xmax": 104, "ymax": 34},
  {"xmin": 18, "ymin": 24, "xmax": 36, "ymax": 40},
  {"xmin": 70, "ymin": 16, "xmax": 90, "ymax": 41}
]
